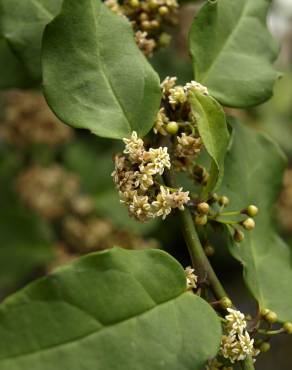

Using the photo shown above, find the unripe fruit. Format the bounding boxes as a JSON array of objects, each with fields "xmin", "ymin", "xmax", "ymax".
[
  {"xmin": 218, "ymin": 196, "xmax": 229, "ymax": 206},
  {"xmin": 159, "ymin": 5, "xmax": 169, "ymax": 15},
  {"xmin": 159, "ymin": 32, "xmax": 171, "ymax": 47},
  {"xmin": 219, "ymin": 297, "xmax": 232, "ymax": 310},
  {"xmin": 148, "ymin": 0, "xmax": 159, "ymax": 9},
  {"xmin": 150, "ymin": 20, "xmax": 160, "ymax": 28},
  {"xmin": 139, "ymin": 12, "xmax": 149, "ymax": 21},
  {"xmin": 197, "ymin": 202, "xmax": 210, "ymax": 215},
  {"xmin": 265, "ymin": 311, "xmax": 278, "ymax": 324},
  {"xmin": 195, "ymin": 214, "xmax": 208, "ymax": 226},
  {"xmin": 166, "ymin": 121, "xmax": 179, "ymax": 135},
  {"xmin": 204, "ymin": 245, "xmax": 215, "ymax": 257},
  {"xmin": 129, "ymin": 0, "xmax": 139, "ymax": 7},
  {"xmin": 141, "ymin": 20, "xmax": 151, "ymax": 30},
  {"xmin": 246, "ymin": 205, "xmax": 259, "ymax": 217},
  {"xmin": 283, "ymin": 322, "xmax": 292, "ymax": 334},
  {"xmin": 242, "ymin": 218, "xmax": 255, "ymax": 231},
  {"xmin": 260, "ymin": 307, "xmax": 270, "ymax": 317},
  {"xmin": 234, "ymin": 229, "xmax": 245, "ymax": 243},
  {"xmin": 259, "ymin": 342, "xmax": 271, "ymax": 353}
]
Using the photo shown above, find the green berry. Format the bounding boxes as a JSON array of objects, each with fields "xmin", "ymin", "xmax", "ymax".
[
  {"xmin": 158, "ymin": 33, "xmax": 171, "ymax": 47},
  {"xmin": 159, "ymin": 5, "xmax": 169, "ymax": 15},
  {"xmin": 246, "ymin": 205, "xmax": 259, "ymax": 217},
  {"xmin": 195, "ymin": 214, "xmax": 208, "ymax": 226},
  {"xmin": 234, "ymin": 229, "xmax": 245, "ymax": 243},
  {"xmin": 218, "ymin": 196, "xmax": 229, "ymax": 206},
  {"xmin": 129, "ymin": 0, "xmax": 139, "ymax": 7},
  {"xmin": 265, "ymin": 311, "xmax": 278, "ymax": 324},
  {"xmin": 166, "ymin": 121, "xmax": 179, "ymax": 135},
  {"xmin": 242, "ymin": 218, "xmax": 255, "ymax": 231},
  {"xmin": 283, "ymin": 322, "xmax": 292, "ymax": 334},
  {"xmin": 259, "ymin": 342, "xmax": 271, "ymax": 353},
  {"xmin": 219, "ymin": 297, "xmax": 232, "ymax": 309},
  {"xmin": 260, "ymin": 307, "xmax": 270, "ymax": 317},
  {"xmin": 204, "ymin": 245, "xmax": 215, "ymax": 257},
  {"xmin": 197, "ymin": 202, "xmax": 210, "ymax": 215}
]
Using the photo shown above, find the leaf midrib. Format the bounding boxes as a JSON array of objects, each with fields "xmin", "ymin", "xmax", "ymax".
[
  {"xmin": 91, "ymin": 0, "xmax": 132, "ymax": 133},
  {"xmin": 198, "ymin": 1, "xmax": 250, "ymax": 83},
  {"xmin": 0, "ymin": 293, "xmax": 189, "ymax": 362}
]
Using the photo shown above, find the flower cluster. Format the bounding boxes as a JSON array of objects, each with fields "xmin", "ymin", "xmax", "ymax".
[
  {"xmin": 112, "ymin": 131, "xmax": 190, "ymax": 221},
  {"xmin": 153, "ymin": 77, "xmax": 207, "ymax": 175},
  {"xmin": 184, "ymin": 266, "xmax": 197, "ymax": 289},
  {"xmin": 0, "ymin": 91, "xmax": 73, "ymax": 148},
  {"xmin": 105, "ymin": 0, "xmax": 178, "ymax": 57},
  {"xmin": 220, "ymin": 308, "xmax": 259, "ymax": 364}
]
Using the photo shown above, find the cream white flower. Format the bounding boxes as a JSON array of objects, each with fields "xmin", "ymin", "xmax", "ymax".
[
  {"xmin": 152, "ymin": 186, "xmax": 173, "ymax": 219},
  {"xmin": 168, "ymin": 86, "xmax": 187, "ymax": 108},
  {"xmin": 129, "ymin": 194, "xmax": 153, "ymax": 221},
  {"xmin": 226, "ymin": 308, "xmax": 247, "ymax": 334},
  {"xmin": 184, "ymin": 80, "xmax": 209, "ymax": 96},
  {"xmin": 153, "ymin": 107, "xmax": 169, "ymax": 136},
  {"xmin": 185, "ymin": 266, "xmax": 197, "ymax": 289},
  {"xmin": 160, "ymin": 76, "xmax": 177, "ymax": 97},
  {"xmin": 123, "ymin": 131, "xmax": 145, "ymax": 163}
]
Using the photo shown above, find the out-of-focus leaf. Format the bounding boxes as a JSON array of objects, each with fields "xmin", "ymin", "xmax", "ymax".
[
  {"xmin": 0, "ymin": 38, "xmax": 33, "ymax": 88},
  {"xmin": 0, "ymin": 248, "xmax": 221, "ymax": 370},
  {"xmin": 42, "ymin": 0, "xmax": 161, "ymax": 139},
  {"xmin": 219, "ymin": 122, "xmax": 292, "ymax": 322},
  {"xmin": 189, "ymin": 0, "xmax": 280, "ymax": 108}
]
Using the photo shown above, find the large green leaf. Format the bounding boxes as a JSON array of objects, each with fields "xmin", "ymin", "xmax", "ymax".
[
  {"xmin": 0, "ymin": 38, "xmax": 33, "ymax": 88},
  {"xmin": 0, "ymin": 248, "xmax": 221, "ymax": 369},
  {"xmin": 0, "ymin": 0, "xmax": 62, "ymax": 81},
  {"xmin": 42, "ymin": 0, "xmax": 161, "ymax": 139},
  {"xmin": 189, "ymin": 0, "xmax": 280, "ymax": 108},
  {"xmin": 189, "ymin": 91, "xmax": 229, "ymax": 194},
  {"xmin": 219, "ymin": 122, "xmax": 292, "ymax": 322}
]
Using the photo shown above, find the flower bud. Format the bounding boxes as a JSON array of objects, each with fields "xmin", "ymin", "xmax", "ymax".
[
  {"xmin": 265, "ymin": 311, "xmax": 278, "ymax": 324},
  {"xmin": 141, "ymin": 20, "xmax": 151, "ymax": 30},
  {"xmin": 218, "ymin": 196, "xmax": 229, "ymax": 206},
  {"xmin": 158, "ymin": 33, "xmax": 171, "ymax": 47},
  {"xmin": 195, "ymin": 214, "xmax": 208, "ymax": 226},
  {"xmin": 259, "ymin": 342, "xmax": 271, "ymax": 353},
  {"xmin": 234, "ymin": 229, "xmax": 245, "ymax": 243},
  {"xmin": 242, "ymin": 218, "xmax": 255, "ymax": 231},
  {"xmin": 166, "ymin": 121, "xmax": 179, "ymax": 135},
  {"xmin": 260, "ymin": 307, "xmax": 270, "ymax": 317},
  {"xmin": 197, "ymin": 202, "xmax": 210, "ymax": 215},
  {"xmin": 159, "ymin": 5, "xmax": 169, "ymax": 15},
  {"xmin": 245, "ymin": 205, "xmax": 259, "ymax": 217},
  {"xmin": 150, "ymin": 20, "xmax": 160, "ymax": 29},
  {"xmin": 219, "ymin": 297, "xmax": 232, "ymax": 310},
  {"xmin": 129, "ymin": 0, "xmax": 139, "ymax": 7},
  {"xmin": 139, "ymin": 12, "xmax": 148, "ymax": 21},
  {"xmin": 204, "ymin": 245, "xmax": 215, "ymax": 257},
  {"xmin": 283, "ymin": 322, "xmax": 292, "ymax": 334}
]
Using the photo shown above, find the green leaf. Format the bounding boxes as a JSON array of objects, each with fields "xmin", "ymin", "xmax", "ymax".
[
  {"xmin": 0, "ymin": 38, "xmax": 33, "ymax": 88},
  {"xmin": 189, "ymin": 0, "xmax": 280, "ymax": 108},
  {"xmin": 220, "ymin": 121, "xmax": 292, "ymax": 322},
  {"xmin": 0, "ymin": 248, "xmax": 221, "ymax": 369},
  {"xmin": 0, "ymin": 0, "xmax": 62, "ymax": 81},
  {"xmin": 42, "ymin": 0, "xmax": 161, "ymax": 139},
  {"xmin": 189, "ymin": 91, "xmax": 229, "ymax": 193}
]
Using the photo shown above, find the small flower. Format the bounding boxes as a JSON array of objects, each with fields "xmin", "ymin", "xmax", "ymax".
[
  {"xmin": 170, "ymin": 187, "xmax": 190, "ymax": 210},
  {"xmin": 152, "ymin": 186, "xmax": 173, "ymax": 219},
  {"xmin": 135, "ymin": 31, "xmax": 156, "ymax": 57},
  {"xmin": 160, "ymin": 76, "xmax": 177, "ymax": 97},
  {"xmin": 129, "ymin": 194, "xmax": 153, "ymax": 221},
  {"xmin": 175, "ymin": 133, "xmax": 202, "ymax": 158},
  {"xmin": 134, "ymin": 171, "xmax": 154, "ymax": 191},
  {"xmin": 123, "ymin": 131, "xmax": 145, "ymax": 163},
  {"xmin": 225, "ymin": 308, "xmax": 247, "ymax": 334},
  {"xmin": 185, "ymin": 266, "xmax": 197, "ymax": 289},
  {"xmin": 168, "ymin": 86, "xmax": 187, "ymax": 108},
  {"xmin": 184, "ymin": 80, "xmax": 209, "ymax": 96},
  {"xmin": 153, "ymin": 108, "xmax": 169, "ymax": 136}
]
